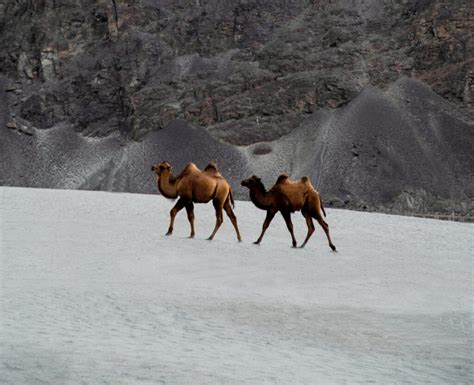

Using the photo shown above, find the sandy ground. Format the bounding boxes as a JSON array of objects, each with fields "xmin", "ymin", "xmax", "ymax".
[{"xmin": 1, "ymin": 187, "xmax": 472, "ymax": 384}]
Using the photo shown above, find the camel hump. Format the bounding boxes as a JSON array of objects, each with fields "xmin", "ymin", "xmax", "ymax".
[
  {"xmin": 178, "ymin": 162, "xmax": 200, "ymax": 177},
  {"xmin": 184, "ymin": 162, "xmax": 199, "ymax": 171},
  {"xmin": 204, "ymin": 161, "xmax": 219, "ymax": 172},
  {"xmin": 276, "ymin": 174, "xmax": 290, "ymax": 184},
  {"xmin": 301, "ymin": 176, "xmax": 316, "ymax": 188},
  {"xmin": 204, "ymin": 161, "xmax": 223, "ymax": 177}
]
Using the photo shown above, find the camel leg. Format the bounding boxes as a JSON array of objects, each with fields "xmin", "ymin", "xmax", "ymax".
[
  {"xmin": 166, "ymin": 198, "xmax": 187, "ymax": 236},
  {"xmin": 185, "ymin": 202, "xmax": 195, "ymax": 238},
  {"xmin": 254, "ymin": 210, "xmax": 277, "ymax": 245},
  {"xmin": 300, "ymin": 211, "xmax": 315, "ymax": 248},
  {"xmin": 207, "ymin": 200, "xmax": 224, "ymax": 240},
  {"xmin": 281, "ymin": 210, "xmax": 297, "ymax": 248},
  {"xmin": 224, "ymin": 199, "xmax": 242, "ymax": 242},
  {"xmin": 315, "ymin": 215, "xmax": 337, "ymax": 252}
]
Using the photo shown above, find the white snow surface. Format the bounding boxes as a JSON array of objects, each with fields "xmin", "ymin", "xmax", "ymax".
[{"xmin": 1, "ymin": 187, "xmax": 473, "ymax": 384}]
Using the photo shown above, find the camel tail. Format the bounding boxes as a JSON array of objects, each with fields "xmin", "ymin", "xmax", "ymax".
[
  {"xmin": 304, "ymin": 176, "xmax": 326, "ymax": 217},
  {"xmin": 229, "ymin": 189, "xmax": 235, "ymax": 208},
  {"xmin": 321, "ymin": 197, "xmax": 327, "ymax": 217}
]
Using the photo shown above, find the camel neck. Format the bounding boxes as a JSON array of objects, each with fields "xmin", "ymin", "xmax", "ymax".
[
  {"xmin": 249, "ymin": 184, "xmax": 273, "ymax": 209},
  {"xmin": 157, "ymin": 172, "xmax": 178, "ymax": 199}
]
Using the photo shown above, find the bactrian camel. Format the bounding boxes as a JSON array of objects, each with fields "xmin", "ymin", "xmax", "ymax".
[
  {"xmin": 241, "ymin": 174, "xmax": 336, "ymax": 251},
  {"xmin": 152, "ymin": 161, "xmax": 242, "ymax": 241}
]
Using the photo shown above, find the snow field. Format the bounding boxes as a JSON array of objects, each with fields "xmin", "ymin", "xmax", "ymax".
[{"xmin": 1, "ymin": 187, "xmax": 473, "ymax": 384}]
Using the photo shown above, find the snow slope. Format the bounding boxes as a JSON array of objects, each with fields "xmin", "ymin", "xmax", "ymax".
[{"xmin": 1, "ymin": 187, "xmax": 472, "ymax": 384}]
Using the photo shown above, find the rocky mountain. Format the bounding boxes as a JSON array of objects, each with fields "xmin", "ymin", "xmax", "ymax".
[
  {"xmin": 1, "ymin": 0, "xmax": 472, "ymax": 142},
  {"xmin": 1, "ymin": 0, "xmax": 473, "ymax": 219}
]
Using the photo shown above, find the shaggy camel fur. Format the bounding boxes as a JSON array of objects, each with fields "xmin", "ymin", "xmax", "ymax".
[
  {"xmin": 151, "ymin": 161, "xmax": 242, "ymax": 241},
  {"xmin": 241, "ymin": 174, "xmax": 336, "ymax": 251}
]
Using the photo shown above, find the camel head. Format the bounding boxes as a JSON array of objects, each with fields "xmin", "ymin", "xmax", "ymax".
[
  {"xmin": 151, "ymin": 161, "xmax": 172, "ymax": 176},
  {"xmin": 241, "ymin": 175, "xmax": 263, "ymax": 189}
]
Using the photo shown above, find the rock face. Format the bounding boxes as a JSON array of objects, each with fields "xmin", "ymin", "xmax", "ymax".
[
  {"xmin": 1, "ymin": 0, "xmax": 472, "ymax": 144},
  {"xmin": 0, "ymin": 1, "xmax": 473, "ymax": 219}
]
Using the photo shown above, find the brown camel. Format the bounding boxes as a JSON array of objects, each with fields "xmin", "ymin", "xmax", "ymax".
[
  {"xmin": 241, "ymin": 174, "xmax": 336, "ymax": 251},
  {"xmin": 151, "ymin": 161, "xmax": 242, "ymax": 241}
]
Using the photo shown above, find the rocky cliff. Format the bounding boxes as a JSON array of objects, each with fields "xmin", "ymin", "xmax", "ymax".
[
  {"xmin": 1, "ymin": 0, "xmax": 473, "ymax": 219},
  {"xmin": 2, "ymin": 0, "xmax": 472, "ymax": 142}
]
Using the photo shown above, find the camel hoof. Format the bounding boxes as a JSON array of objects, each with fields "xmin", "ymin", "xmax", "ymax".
[
  {"xmin": 330, "ymin": 245, "xmax": 337, "ymax": 252},
  {"xmin": 207, "ymin": 237, "xmax": 213, "ymax": 241},
  {"xmin": 299, "ymin": 245, "xmax": 306, "ymax": 249},
  {"xmin": 165, "ymin": 232, "xmax": 172, "ymax": 236},
  {"xmin": 253, "ymin": 241, "xmax": 260, "ymax": 245}
]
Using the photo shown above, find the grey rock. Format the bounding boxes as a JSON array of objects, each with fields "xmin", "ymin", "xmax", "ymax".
[{"xmin": 0, "ymin": 0, "xmax": 472, "ymax": 144}]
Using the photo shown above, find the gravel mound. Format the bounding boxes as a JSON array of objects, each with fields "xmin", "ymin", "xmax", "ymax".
[
  {"xmin": 1, "ymin": 78, "xmax": 472, "ymax": 217},
  {"xmin": 244, "ymin": 78, "xmax": 474, "ymax": 217}
]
